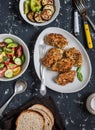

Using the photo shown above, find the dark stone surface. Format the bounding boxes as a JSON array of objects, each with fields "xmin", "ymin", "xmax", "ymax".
[{"xmin": 0, "ymin": 0, "xmax": 95, "ymax": 130}]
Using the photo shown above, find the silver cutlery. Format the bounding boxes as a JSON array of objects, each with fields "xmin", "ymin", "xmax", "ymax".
[
  {"xmin": 75, "ymin": 0, "xmax": 95, "ymax": 31},
  {"xmin": 39, "ymin": 44, "xmax": 47, "ymax": 96},
  {"xmin": 0, "ymin": 80, "xmax": 27, "ymax": 117},
  {"xmin": 74, "ymin": 0, "xmax": 93, "ymax": 49}
]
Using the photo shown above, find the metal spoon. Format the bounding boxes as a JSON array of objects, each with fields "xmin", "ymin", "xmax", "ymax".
[{"xmin": 0, "ymin": 80, "xmax": 27, "ymax": 117}]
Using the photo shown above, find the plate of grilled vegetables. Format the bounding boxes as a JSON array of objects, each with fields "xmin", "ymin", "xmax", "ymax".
[
  {"xmin": 34, "ymin": 27, "xmax": 92, "ymax": 93},
  {"xmin": 19, "ymin": 0, "xmax": 60, "ymax": 26}
]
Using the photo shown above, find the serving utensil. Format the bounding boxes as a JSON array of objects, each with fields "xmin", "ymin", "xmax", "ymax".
[
  {"xmin": 74, "ymin": 0, "xmax": 93, "ymax": 49},
  {"xmin": 0, "ymin": 80, "xmax": 27, "ymax": 117},
  {"xmin": 39, "ymin": 45, "xmax": 47, "ymax": 96}
]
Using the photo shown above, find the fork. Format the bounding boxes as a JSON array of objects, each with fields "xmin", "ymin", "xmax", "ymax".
[
  {"xmin": 78, "ymin": 0, "xmax": 95, "ymax": 31},
  {"xmin": 74, "ymin": 0, "xmax": 93, "ymax": 49},
  {"xmin": 39, "ymin": 44, "xmax": 47, "ymax": 96}
]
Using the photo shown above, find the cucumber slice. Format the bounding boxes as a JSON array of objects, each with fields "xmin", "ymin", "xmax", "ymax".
[
  {"xmin": 14, "ymin": 58, "xmax": 22, "ymax": 65},
  {"xmin": 21, "ymin": 55, "xmax": 25, "ymax": 64},
  {"xmin": 4, "ymin": 69, "xmax": 13, "ymax": 78},
  {"xmin": 0, "ymin": 48, "xmax": 3, "ymax": 54},
  {"xmin": 4, "ymin": 38, "xmax": 14, "ymax": 44},
  {"xmin": 3, "ymin": 56, "xmax": 10, "ymax": 62},
  {"xmin": 13, "ymin": 56, "xmax": 16, "ymax": 61},
  {"xmin": 7, "ymin": 43, "xmax": 18, "ymax": 48},
  {"xmin": 4, "ymin": 48, "xmax": 14, "ymax": 54},
  {"xmin": 0, "ymin": 64, "xmax": 5, "ymax": 69}
]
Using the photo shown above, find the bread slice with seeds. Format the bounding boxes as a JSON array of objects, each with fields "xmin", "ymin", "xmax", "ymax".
[
  {"xmin": 28, "ymin": 106, "xmax": 53, "ymax": 130},
  {"xmin": 16, "ymin": 110, "xmax": 45, "ymax": 130},
  {"xmin": 30, "ymin": 104, "xmax": 54, "ymax": 126}
]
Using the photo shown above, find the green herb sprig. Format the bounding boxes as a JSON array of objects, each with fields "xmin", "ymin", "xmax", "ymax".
[{"xmin": 76, "ymin": 66, "xmax": 83, "ymax": 82}]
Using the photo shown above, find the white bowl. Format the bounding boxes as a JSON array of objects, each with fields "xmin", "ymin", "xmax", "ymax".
[
  {"xmin": 19, "ymin": 0, "xmax": 60, "ymax": 26},
  {"xmin": 0, "ymin": 34, "xmax": 30, "ymax": 81}
]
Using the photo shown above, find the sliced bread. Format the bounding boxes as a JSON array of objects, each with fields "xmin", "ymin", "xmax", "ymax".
[
  {"xmin": 16, "ymin": 110, "xmax": 44, "ymax": 130},
  {"xmin": 29, "ymin": 107, "xmax": 53, "ymax": 130},
  {"xmin": 29, "ymin": 104, "xmax": 54, "ymax": 126}
]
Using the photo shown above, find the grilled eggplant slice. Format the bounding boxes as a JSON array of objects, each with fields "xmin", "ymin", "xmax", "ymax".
[
  {"xmin": 27, "ymin": 11, "xmax": 35, "ymax": 22},
  {"xmin": 41, "ymin": 9, "xmax": 53, "ymax": 20},
  {"xmin": 34, "ymin": 12, "xmax": 45, "ymax": 23},
  {"xmin": 43, "ymin": 4, "xmax": 55, "ymax": 13},
  {"xmin": 42, "ymin": 0, "xmax": 54, "ymax": 6}
]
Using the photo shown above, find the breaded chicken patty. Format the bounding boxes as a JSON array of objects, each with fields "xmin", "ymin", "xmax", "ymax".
[
  {"xmin": 44, "ymin": 33, "xmax": 68, "ymax": 48},
  {"xmin": 51, "ymin": 58, "xmax": 74, "ymax": 72},
  {"xmin": 64, "ymin": 47, "xmax": 82, "ymax": 67},
  {"xmin": 55, "ymin": 70, "xmax": 76, "ymax": 85},
  {"xmin": 41, "ymin": 48, "xmax": 63, "ymax": 67}
]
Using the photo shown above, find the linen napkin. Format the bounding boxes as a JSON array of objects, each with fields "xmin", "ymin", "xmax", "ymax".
[{"xmin": 0, "ymin": 96, "xmax": 66, "ymax": 130}]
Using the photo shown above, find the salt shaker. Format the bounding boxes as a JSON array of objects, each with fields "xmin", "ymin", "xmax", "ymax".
[
  {"xmin": 74, "ymin": 10, "xmax": 79, "ymax": 36},
  {"xmin": 86, "ymin": 93, "xmax": 95, "ymax": 115}
]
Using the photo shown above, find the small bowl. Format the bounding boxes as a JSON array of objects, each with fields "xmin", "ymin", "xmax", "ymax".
[
  {"xmin": 19, "ymin": 0, "xmax": 60, "ymax": 26},
  {"xmin": 0, "ymin": 34, "xmax": 30, "ymax": 81}
]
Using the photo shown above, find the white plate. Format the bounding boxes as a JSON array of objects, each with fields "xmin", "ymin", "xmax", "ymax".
[
  {"xmin": 33, "ymin": 27, "xmax": 92, "ymax": 93},
  {"xmin": 19, "ymin": 0, "xmax": 60, "ymax": 26}
]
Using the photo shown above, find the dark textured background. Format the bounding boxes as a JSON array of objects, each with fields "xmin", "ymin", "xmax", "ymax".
[{"xmin": 0, "ymin": 0, "xmax": 95, "ymax": 130}]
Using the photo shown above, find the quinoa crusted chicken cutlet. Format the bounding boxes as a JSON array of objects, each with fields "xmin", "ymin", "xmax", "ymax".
[
  {"xmin": 41, "ymin": 48, "xmax": 63, "ymax": 68},
  {"xmin": 44, "ymin": 33, "xmax": 68, "ymax": 48},
  {"xmin": 51, "ymin": 58, "xmax": 74, "ymax": 72},
  {"xmin": 64, "ymin": 47, "xmax": 82, "ymax": 67},
  {"xmin": 55, "ymin": 70, "xmax": 76, "ymax": 85}
]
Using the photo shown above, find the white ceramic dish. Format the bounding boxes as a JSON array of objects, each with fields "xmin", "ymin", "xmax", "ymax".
[
  {"xmin": 33, "ymin": 27, "xmax": 92, "ymax": 93},
  {"xmin": 0, "ymin": 34, "xmax": 30, "ymax": 81},
  {"xmin": 19, "ymin": 0, "xmax": 60, "ymax": 26}
]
